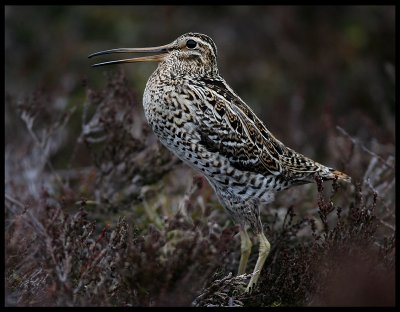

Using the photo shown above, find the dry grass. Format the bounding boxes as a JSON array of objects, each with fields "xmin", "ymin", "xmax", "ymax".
[{"xmin": 5, "ymin": 70, "xmax": 395, "ymax": 306}]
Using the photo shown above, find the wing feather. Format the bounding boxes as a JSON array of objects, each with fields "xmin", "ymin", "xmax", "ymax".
[{"xmin": 173, "ymin": 77, "xmax": 322, "ymax": 178}]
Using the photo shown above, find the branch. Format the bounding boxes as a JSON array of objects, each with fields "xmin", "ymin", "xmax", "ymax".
[{"xmin": 336, "ymin": 126, "xmax": 394, "ymax": 170}]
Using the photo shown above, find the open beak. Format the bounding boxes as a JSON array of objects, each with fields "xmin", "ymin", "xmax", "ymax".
[{"xmin": 88, "ymin": 43, "xmax": 172, "ymax": 67}]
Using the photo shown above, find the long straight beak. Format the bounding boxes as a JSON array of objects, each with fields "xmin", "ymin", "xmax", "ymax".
[{"xmin": 88, "ymin": 43, "xmax": 172, "ymax": 67}]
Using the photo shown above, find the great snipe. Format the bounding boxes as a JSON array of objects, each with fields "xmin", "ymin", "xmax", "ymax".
[{"xmin": 89, "ymin": 32, "xmax": 350, "ymax": 292}]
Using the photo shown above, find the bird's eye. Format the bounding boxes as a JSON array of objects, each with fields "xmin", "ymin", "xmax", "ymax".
[{"xmin": 186, "ymin": 39, "xmax": 197, "ymax": 49}]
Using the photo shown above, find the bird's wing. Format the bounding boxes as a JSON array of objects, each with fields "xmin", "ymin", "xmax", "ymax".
[{"xmin": 171, "ymin": 77, "xmax": 321, "ymax": 179}]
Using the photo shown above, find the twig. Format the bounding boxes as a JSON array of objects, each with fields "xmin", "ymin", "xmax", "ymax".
[
  {"xmin": 5, "ymin": 192, "xmax": 25, "ymax": 209},
  {"xmin": 19, "ymin": 111, "xmax": 65, "ymax": 187},
  {"xmin": 336, "ymin": 126, "xmax": 394, "ymax": 169},
  {"xmin": 5, "ymin": 193, "xmax": 48, "ymax": 238},
  {"xmin": 378, "ymin": 219, "xmax": 395, "ymax": 232}
]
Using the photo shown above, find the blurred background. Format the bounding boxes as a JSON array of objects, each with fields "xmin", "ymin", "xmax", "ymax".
[
  {"xmin": 5, "ymin": 6, "xmax": 395, "ymax": 306},
  {"xmin": 5, "ymin": 5, "xmax": 395, "ymax": 150}
]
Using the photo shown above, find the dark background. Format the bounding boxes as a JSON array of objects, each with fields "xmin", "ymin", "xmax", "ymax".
[
  {"xmin": 5, "ymin": 6, "xmax": 395, "ymax": 307},
  {"xmin": 6, "ymin": 5, "xmax": 395, "ymax": 153}
]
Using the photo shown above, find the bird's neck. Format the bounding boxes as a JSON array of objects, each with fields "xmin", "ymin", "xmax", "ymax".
[{"xmin": 152, "ymin": 57, "xmax": 219, "ymax": 81}]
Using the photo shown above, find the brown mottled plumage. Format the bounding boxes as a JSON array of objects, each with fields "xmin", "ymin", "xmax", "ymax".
[{"xmin": 89, "ymin": 32, "xmax": 351, "ymax": 291}]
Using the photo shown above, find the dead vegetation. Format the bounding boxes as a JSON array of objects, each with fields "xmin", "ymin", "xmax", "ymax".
[{"xmin": 5, "ymin": 70, "xmax": 394, "ymax": 306}]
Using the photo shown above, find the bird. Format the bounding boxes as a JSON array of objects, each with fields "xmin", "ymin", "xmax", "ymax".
[{"xmin": 89, "ymin": 32, "xmax": 351, "ymax": 292}]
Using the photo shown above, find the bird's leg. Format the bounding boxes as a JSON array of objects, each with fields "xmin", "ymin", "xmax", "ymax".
[
  {"xmin": 238, "ymin": 227, "xmax": 252, "ymax": 275},
  {"xmin": 245, "ymin": 231, "xmax": 271, "ymax": 292}
]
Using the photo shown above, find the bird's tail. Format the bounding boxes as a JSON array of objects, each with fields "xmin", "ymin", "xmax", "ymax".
[{"xmin": 321, "ymin": 167, "xmax": 352, "ymax": 183}]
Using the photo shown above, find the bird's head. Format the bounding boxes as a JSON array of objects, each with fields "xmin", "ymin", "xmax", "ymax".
[{"xmin": 89, "ymin": 32, "xmax": 219, "ymax": 78}]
